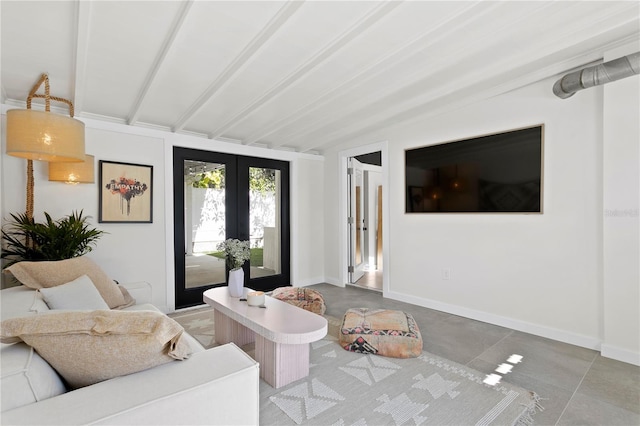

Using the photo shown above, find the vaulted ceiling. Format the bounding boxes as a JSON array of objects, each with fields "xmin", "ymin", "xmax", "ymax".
[{"xmin": 2, "ymin": 1, "xmax": 638, "ymax": 154}]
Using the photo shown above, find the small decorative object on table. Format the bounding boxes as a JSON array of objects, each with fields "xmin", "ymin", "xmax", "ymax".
[
  {"xmin": 217, "ymin": 238, "xmax": 250, "ymax": 297},
  {"xmin": 247, "ymin": 291, "xmax": 265, "ymax": 306}
]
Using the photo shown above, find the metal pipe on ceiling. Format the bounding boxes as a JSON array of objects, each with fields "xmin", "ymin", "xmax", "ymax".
[{"xmin": 553, "ymin": 52, "xmax": 640, "ymax": 99}]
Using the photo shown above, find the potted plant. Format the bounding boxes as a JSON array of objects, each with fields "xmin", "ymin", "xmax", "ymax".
[
  {"xmin": 216, "ymin": 238, "xmax": 250, "ymax": 297},
  {"xmin": 1, "ymin": 210, "xmax": 105, "ymax": 268}
]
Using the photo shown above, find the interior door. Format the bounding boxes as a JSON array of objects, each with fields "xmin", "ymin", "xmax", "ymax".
[{"xmin": 348, "ymin": 157, "xmax": 365, "ymax": 283}]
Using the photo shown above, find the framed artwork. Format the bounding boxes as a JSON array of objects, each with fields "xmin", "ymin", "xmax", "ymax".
[{"xmin": 99, "ymin": 160, "xmax": 153, "ymax": 223}]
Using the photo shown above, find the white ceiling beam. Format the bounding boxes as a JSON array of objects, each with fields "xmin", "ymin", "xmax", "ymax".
[
  {"xmin": 302, "ymin": 20, "xmax": 640, "ymax": 153},
  {"xmin": 128, "ymin": 0, "xmax": 194, "ymax": 125},
  {"xmin": 310, "ymin": 54, "xmax": 604, "ymax": 153},
  {"xmin": 285, "ymin": 3, "xmax": 637, "ymax": 152},
  {"xmin": 72, "ymin": 0, "xmax": 91, "ymax": 116},
  {"xmin": 243, "ymin": 1, "xmax": 497, "ymax": 147},
  {"xmin": 172, "ymin": 0, "xmax": 304, "ymax": 133},
  {"xmin": 3, "ymin": 0, "xmax": 635, "ymax": 156},
  {"xmin": 275, "ymin": 2, "xmax": 530, "ymax": 150},
  {"xmin": 207, "ymin": 0, "xmax": 402, "ymax": 140}
]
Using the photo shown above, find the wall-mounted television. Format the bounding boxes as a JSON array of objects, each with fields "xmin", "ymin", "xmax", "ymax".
[{"xmin": 405, "ymin": 125, "xmax": 543, "ymax": 213}]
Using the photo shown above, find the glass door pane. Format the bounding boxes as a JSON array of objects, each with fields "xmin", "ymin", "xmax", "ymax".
[
  {"xmin": 184, "ymin": 160, "xmax": 226, "ymax": 289},
  {"xmin": 238, "ymin": 155, "xmax": 290, "ymax": 292},
  {"xmin": 174, "ymin": 147, "xmax": 237, "ymax": 309},
  {"xmin": 249, "ymin": 167, "xmax": 281, "ymax": 279},
  {"xmin": 355, "ymin": 184, "xmax": 362, "ymax": 264}
]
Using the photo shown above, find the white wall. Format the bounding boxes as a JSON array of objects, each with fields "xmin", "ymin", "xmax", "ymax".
[
  {"xmin": 323, "ymin": 53, "xmax": 639, "ymax": 365},
  {"xmin": 602, "ymin": 42, "xmax": 640, "ymax": 365},
  {"xmin": 386, "ymin": 78, "xmax": 602, "ymax": 348},
  {"xmin": 323, "ymin": 151, "xmax": 343, "ymax": 284},
  {"xmin": 1, "ymin": 111, "xmax": 325, "ymax": 313},
  {"xmin": 291, "ymin": 158, "xmax": 325, "ymax": 286}
]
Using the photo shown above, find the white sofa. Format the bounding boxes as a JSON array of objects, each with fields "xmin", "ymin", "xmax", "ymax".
[{"xmin": 0, "ymin": 282, "xmax": 260, "ymax": 425}]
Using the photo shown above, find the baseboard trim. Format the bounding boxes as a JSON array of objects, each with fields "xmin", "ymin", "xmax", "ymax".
[
  {"xmin": 385, "ymin": 290, "xmax": 602, "ymax": 352},
  {"xmin": 601, "ymin": 344, "xmax": 640, "ymax": 366},
  {"xmin": 293, "ymin": 277, "xmax": 327, "ymax": 287},
  {"xmin": 323, "ymin": 276, "xmax": 343, "ymax": 286}
]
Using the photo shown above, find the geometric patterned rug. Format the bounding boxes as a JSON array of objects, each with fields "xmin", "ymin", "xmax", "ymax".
[
  {"xmin": 168, "ymin": 306, "xmax": 217, "ymax": 348},
  {"xmin": 170, "ymin": 307, "xmax": 542, "ymax": 425}
]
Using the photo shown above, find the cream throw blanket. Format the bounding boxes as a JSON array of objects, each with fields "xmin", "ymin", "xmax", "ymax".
[{"xmin": 1, "ymin": 310, "xmax": 191, "ymax": 388}]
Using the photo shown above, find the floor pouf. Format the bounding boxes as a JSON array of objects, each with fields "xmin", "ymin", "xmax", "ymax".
[
  {"xmin": 339, "ymin": 308, "xmax": 423, "ymax": 358},
  {"xmin": 271, "ymin": 287, "xmax": 326, "ymax": 315}
]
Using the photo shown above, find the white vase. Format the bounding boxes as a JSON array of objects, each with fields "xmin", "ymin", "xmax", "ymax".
[{"xmin": 228, "ymin": 268, "xmax": 244, "ymax": 297}]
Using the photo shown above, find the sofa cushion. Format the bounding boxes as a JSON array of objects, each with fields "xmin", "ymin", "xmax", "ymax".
[
  {"xmin": 1, "ymin": 310, "xmax": 192, "ymax": 389},
  {"xmin": 5, "ymin": 257, "xmax": 130, "ymax": 309},
  {"xmin": 1, "ymin": 342, "xmax": 67, "ymax": 411},
  {"xmin": 39, "ymin": 275, "xmax": 110, "ymax": 310},
  {"xmin": 0, "ymin": 286, "xmax": 50, "ymax": 320}
]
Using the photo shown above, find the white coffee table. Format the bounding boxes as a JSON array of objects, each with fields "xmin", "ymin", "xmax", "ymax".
[{"xmin": 203, "ymin": 287, "xmax": 328, "ymax": 388}]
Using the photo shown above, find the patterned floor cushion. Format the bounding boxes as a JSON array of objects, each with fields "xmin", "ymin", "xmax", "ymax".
[
  {"xmin": 271, "ymin": 287, "xmax": 326, "ymax": 315},
  {"xmin": 339, "ymin": 308, "xmax": 423, "ymax": 358}
]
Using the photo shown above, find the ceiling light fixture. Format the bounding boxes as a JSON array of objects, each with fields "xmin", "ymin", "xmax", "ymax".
[{"xmin": 6, "ymin": 73, "xmax": 86, "ymax": 218}]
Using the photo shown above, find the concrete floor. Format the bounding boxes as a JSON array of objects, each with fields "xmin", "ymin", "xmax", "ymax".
[{"xmin": 308, "ymin": 283, "xmax": 640, "ymax": 426}]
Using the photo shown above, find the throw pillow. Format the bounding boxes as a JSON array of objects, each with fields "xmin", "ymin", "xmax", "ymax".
[
  {"xmin": 5, "ymin": 257, "xmax": 128, "ymax": 309},
  {"xmin": 39, "ymin": 275, "xmax": 110, "ymax": 310},
  {"xmin": 30, "ymin": 291, "xmax": 50, "ymax": 314},
  {"xmin": 0, "ymin": 342, "xmax": 67, "ymax": 411},
  {"xmin": 1, "ymin": 310, "xmax": 192, "ymax": 389}
]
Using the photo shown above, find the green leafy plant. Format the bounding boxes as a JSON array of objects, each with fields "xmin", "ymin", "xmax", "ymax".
[
  {"xmin": 249, "ymin": 168, "xmax": 276, "ymax": 193},
  {"xmin": 190, "ymin": 167, "xmax": 276, "ymax": 193},
  {"xmin": 191, "ymin": 169, "xmax": 225, "ymax": 189},
  {"xmin": 1, "ymin": 210, "xmax": 105, "ymax": 267},
  {"xmin": 209, "ymin": 247, "xmax": 263, "ymax": 267}
]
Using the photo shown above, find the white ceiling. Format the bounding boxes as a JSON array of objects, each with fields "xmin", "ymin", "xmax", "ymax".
[{"xmin": 2, "ymin": 1, "xmax": 638, "ymax": 154}]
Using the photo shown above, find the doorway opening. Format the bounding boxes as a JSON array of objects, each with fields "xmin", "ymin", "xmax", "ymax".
[
  {"xmin": 348, "ymin": 151, "xmax": 383, "ymax": 292},
  {"xmin": 173, "ymin": 147, "xmax": 290, "ymax": 308}
]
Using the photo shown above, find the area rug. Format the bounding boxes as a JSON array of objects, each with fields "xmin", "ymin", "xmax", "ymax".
[
  {"xmin": 170, "ymin": 307, "xmax": 542, "ymax": 425},
  {"xmin": 169, "ymin": 306, "xmax": 217, "ymax": 349}
]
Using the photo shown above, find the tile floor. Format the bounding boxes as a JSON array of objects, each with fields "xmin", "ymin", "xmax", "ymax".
[{"xmin": 309, "ymin": 283, "xmax": 640, "ymax": 426}]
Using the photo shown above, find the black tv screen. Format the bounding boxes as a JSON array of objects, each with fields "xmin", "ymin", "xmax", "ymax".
[{"xmin": 406, "ymin": 125, "xmax": 543, "ymax": 213}]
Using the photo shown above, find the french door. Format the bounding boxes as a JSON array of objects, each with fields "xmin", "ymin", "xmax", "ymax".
[{"xmin": 173, "ymin": 147, "xmax": 290, "ymax": 308}]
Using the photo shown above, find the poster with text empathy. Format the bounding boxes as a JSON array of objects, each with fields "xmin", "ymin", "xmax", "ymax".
[{"xmin": 99, "ymin": 160, "xmax": 153, "ymax": 223}]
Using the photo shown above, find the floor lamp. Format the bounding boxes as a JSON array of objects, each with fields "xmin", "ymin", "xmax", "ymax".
[{"xmin": 5, "ymin": 73, "xmax": 86, "ymax": 221}]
